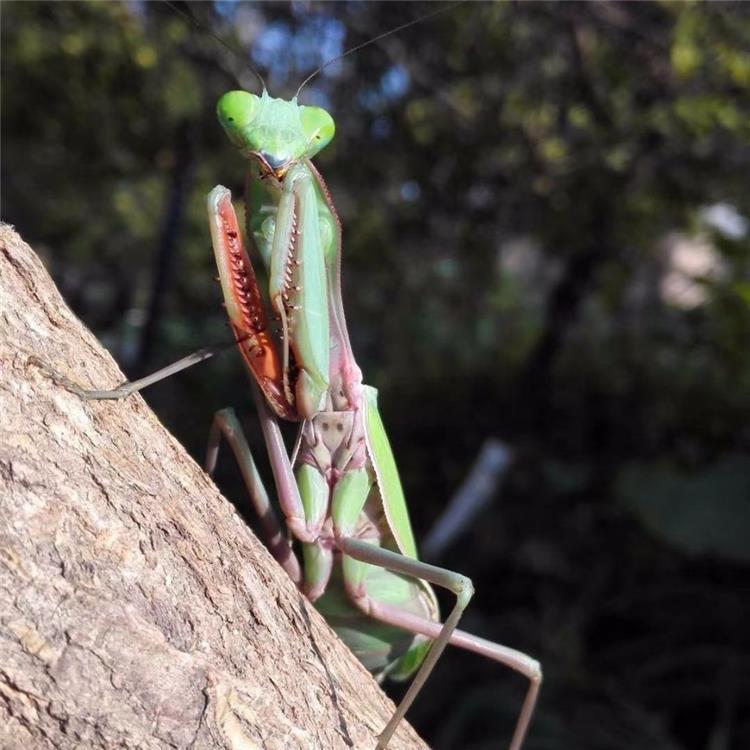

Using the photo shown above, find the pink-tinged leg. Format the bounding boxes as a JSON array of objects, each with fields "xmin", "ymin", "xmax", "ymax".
[
  {"xmin": 338, "ymin": 538, "xmax": 473, "ymax": 749},
  {"xmin": 206, "ymin": 407, "xmax": 302, "ymax": 585},
  {"xmin": 250, "ymin": 383, "xmax": 320, "ymax": 545},
  {"xmin": 450, "ymin": 628, "xmax": 540, "ymax": 750},
  {"xmin": 338, "ymin": 537, "xmax": 541, "ymax": 750},
  {"xmin": 370, "ymin": 606, "xmax": 540, "ymax": 750}
]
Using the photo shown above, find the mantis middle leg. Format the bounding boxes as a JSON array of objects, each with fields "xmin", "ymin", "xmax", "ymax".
[
  {"xmin": 30, "ymin": 341, "xmax": 236, "ymax": 402},
  {"xmin": 338, "ymin": 537, "xmax": 541, "ymax": 750},
  {"xmin": 205, "ymin": 406, "xmax": 302, "ymax": 584}
]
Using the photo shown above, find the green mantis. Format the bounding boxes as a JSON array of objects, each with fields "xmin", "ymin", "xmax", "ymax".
[
  {"xmin": 204, "ymin": 87, "xmax": 542, "ymax": 748},
  {"xmin": 82, "ymin": 10, "xmax": 542, "ymax": 749}
]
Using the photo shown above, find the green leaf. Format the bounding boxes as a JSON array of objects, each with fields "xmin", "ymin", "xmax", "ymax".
[{"xmin": 616, "ymin": 455, "xmax": 750, "ymax": 562}]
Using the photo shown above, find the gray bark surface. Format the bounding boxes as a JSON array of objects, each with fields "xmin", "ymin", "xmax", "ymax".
[{"xmin": 0, "ymin": 225, "xmax": 429, "ymax": 750}]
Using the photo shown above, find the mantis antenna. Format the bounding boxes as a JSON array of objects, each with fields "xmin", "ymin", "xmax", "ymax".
[
  {"xmin": 295, "ymin": 1, "xmax": 465, "ymax": 98},
  {"xmin": 162, "ymin": 0, "xmax": 267, "ymax": 92}
]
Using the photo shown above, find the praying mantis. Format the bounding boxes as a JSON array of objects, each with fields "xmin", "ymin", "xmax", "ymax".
[{"xmin": 78, "ymin": 6, "xmax": 542, "ymax": 749}]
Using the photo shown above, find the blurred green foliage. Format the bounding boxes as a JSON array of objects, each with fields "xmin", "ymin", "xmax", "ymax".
[
  {"xmin": 617, "ymin": 455, "xmax": 750, "ymax": 562},
  {"xmin": 3, "ymin": 2, "xmax": 750, "ymax": 749}
]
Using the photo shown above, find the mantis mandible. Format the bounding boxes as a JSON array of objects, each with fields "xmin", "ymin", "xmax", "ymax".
[{"xmin": 81, "ymin": 7, "xmax": 542, "ymax": 749}]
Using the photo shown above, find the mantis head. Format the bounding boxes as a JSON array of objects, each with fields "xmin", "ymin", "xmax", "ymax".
[{"xmin": 217, "ymin": 90, "xmax": 335, "ymax": 172}]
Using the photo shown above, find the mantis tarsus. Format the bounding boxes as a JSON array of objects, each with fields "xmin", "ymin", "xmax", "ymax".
[{"xmin": 80, "ymin": 7, "xmax": 542, "ymax": 749}]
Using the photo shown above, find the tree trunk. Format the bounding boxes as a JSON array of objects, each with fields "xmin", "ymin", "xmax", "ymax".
[{"xmin": 0, "ymin": 225, "xmax": 429, "ymax": 750}]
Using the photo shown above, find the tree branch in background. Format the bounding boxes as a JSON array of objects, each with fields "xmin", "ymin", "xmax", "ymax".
[{"xmin": 421, "ymin": 439, "xmax": 513, "ymax": 561}]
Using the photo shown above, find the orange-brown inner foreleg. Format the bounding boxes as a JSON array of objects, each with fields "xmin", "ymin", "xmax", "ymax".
[{"xmin": 207, "ymin": 185, "xmax": 296, "ymax": 420}]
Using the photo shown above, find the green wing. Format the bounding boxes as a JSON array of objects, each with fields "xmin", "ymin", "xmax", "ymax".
[{"xmin": 363, "ymin": 385, "xmax": 418, "ymax": 559}]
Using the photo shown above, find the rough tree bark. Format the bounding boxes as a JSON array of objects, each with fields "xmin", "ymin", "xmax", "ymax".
[{"xmin": 0, "ymin": 225, "xmax": 429, "ymax": 750}]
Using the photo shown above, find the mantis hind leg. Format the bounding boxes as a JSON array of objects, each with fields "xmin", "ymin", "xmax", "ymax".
[
  {"xmin": 442, "ymin": 627, "xmax": 541, "ymax": 750},
  {"xmin": 337, "ymin": 537, "xmax": 540, "ymax": 750},
  {"xmin": 206, "ymin": 407, "xmax": 302, "ymax": 584}
]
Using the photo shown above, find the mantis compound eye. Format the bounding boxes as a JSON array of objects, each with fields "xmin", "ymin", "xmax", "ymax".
[
  {"xmin": 300, "ymin": 105, "xmax": 335, "ymax": 155},
  {"xmin": 217, "ymin": 91, "xmax": 260, "ymax": 149}
]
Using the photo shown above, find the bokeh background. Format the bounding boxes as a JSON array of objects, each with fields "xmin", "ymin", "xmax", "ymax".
[{"xmin": 3, "ymin": 2, "xmax": 750, "ymax": 748}]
